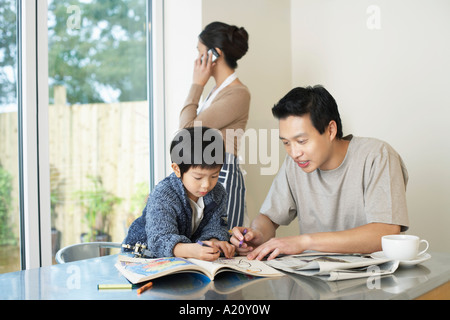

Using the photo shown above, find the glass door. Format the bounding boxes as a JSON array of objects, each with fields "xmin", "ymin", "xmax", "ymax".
[
  {"xmin": 0, "ymin": 0, "xmax": 21, "ymax": 274},
  {"xmin": 47, "ymin": 0, "xmax": 151, "ymax": 262}
]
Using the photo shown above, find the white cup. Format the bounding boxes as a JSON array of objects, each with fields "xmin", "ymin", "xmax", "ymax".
[{"xmin": 382, "ymin": 235, "xmax": 429, "ymax": 261}]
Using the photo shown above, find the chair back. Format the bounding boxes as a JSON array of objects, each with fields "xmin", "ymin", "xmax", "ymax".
[{"xmin": 55, "ymin": 242, "xmax": 121, "ymax": 264}]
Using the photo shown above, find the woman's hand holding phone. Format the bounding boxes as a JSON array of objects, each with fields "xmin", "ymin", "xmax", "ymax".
[{"xmin": 193, "ymin": 50, "xmax": 215, "ymax": 86}]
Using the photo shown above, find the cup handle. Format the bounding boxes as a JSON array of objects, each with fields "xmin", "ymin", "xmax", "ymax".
[{"xmin": 418, "ymin": 239, "xmax": 429, "ymax": 256}]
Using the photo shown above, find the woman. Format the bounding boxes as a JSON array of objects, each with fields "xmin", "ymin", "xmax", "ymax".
[{"xmin": 179, "ymin": 21, "xmax": 250, "ymax": 229}]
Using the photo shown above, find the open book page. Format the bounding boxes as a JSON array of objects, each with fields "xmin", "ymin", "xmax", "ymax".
[
  {"xmin": 116, "ymin": 256, "xmax": 209, "ymax": 284},
  {"xmin": 265, "ymin": 253, "xmax": 399, "ymax": 281},
  {"xmin": 188, "ymin": 256, "xmax": 284, "ymax": 278}
]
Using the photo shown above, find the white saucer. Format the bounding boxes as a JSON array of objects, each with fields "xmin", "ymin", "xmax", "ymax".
[{"xmin": 370, "ymin": 251, "xmax": 431, "ymax": 266}]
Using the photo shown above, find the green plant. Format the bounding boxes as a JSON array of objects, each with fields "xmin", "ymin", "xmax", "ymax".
[
  {"xmin": 0, "ymin": 165, "xmax": 16, "ymax": 246},
  {"xmin": 125, "ymin": 181, "xmax": 149, "ymax": 228},
  {"xmin": 49, "ymin": 165, "xmax": 64, "ymax": 228},
  {"xmin": 130, "ymin": 182, "xmax": 149, "ymax": 216},
  {"xmin": 75, "ymin": 175, "xmax": 122, "ymax": 242}
]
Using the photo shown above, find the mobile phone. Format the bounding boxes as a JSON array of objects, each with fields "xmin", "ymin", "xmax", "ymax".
[
  {"xmin": 202, "ymin": 48, "xmax": 220, "ymax": 63},
  {"xmin": 208, "ymin": 48, "xmax": 220, "ymax": 62}
]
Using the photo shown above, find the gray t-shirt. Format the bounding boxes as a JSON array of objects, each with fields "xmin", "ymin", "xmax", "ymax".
[{"xmin": 260, "ymin": 135, "xmax": 409, "ymax": 233}]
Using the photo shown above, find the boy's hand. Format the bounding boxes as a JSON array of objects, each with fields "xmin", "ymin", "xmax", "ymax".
[
  {"xmin": 174, "ymin": 242, "xmax": 219, "ymax": 261},
  {"xmin": 194, "ymin": 241, "xmax": 221, "ymax": 261},
  {"xmin": 210, "ymin": 239, "xmax": 236, "ymax": 259},
  {"xmin": 174, "ymin": 240, "xmax": 235, "ymax": 262}
]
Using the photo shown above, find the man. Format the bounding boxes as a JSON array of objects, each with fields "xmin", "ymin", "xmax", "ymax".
[{"xmin": 231, "ymin": 85, "xmax": 409, "ymax": 260}]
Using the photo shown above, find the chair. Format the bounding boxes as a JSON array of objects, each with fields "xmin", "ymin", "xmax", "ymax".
[{"xmin": 55, "ymin": 242, "xmax": 122, "ymax": 264}]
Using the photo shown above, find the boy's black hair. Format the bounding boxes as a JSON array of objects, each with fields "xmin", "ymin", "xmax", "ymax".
[
  {"xmin": 170, "ymin": 126, "xmax": 225, "ymax": 177},
  {"xmin": 272, "ymin": 85, "xmax": 343, "ymax": 139}
]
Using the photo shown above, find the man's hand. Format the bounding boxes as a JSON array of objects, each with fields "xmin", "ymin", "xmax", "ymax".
[
  {"xmin": 247, "ymin": 235, "xmax": 307, "ymax": 260},
  {"xmin": 229, "ymin": 227, "xmax": 264, "ymax": 255},
  {"xmin": 245, "ymin": 223, "xmax": 401, "ymax": 260},
  {"xmin": 230, "ymin": 214, "xmax": 280, "ymax": 256}
]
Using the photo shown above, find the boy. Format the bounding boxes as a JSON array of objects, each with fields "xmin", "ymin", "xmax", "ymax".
[{"xmin": 123, "ymin": 126, "xmax": 235, "ymax": 261}]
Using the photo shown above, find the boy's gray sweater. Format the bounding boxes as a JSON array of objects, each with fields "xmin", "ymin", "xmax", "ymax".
[{"xmin": 123, "ymin": 172, "xmax": 229, "ymax": 257}]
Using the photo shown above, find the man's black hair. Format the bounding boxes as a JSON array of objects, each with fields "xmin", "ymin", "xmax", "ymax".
[{"xmin": 272, "ymin": 85, "xmax": 343, "ymax": 139}]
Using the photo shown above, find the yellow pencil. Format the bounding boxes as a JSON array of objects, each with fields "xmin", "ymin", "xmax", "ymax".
[{"xmin": 97, "ymin": 284, "xmax": 135, "ymax": 290}]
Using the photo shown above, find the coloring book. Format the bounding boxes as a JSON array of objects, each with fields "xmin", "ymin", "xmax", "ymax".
[{"xmin": 115, "ymin": 255, "xmax": 284, "ymax": 284}]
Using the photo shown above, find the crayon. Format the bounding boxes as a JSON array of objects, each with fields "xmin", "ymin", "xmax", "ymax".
[
  {"xmin": 137, "ymin": 281, "xmax": 153, "ymax": 295},
  {"xmin": 197, "ymin": 241, "xmax": 219, "ymax": 253},
  {"xmin": 197, "ymin": 240, "xmax": 211, "ymax": 247},
  {"xmin": 239, "ymin": 229, "xmax": 248, "ymax": 248}
]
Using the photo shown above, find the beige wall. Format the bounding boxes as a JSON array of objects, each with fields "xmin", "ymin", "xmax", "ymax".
[
  {"xmin": 164, "ymin": 0, "xmax": 450, "ymax": 252},
  {"xmin": 163, "ymin": 0, "xmax": 202, "ymax": 158},
  {"xmin": 290, "ymin": 0, "xmax": 450, "ymax": 253},
  {"xmin": 201, "ymin": 0, "xmax": 295, "ymax": 234}
]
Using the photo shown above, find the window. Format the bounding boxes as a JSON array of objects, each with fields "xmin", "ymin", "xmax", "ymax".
[
  {"xmin": 0, "ymin": 0, "xmax": 162, "ymax": 271},
  {"xmin": 47, "ymin": 0, "xmax": 152, "ymax": 260}
]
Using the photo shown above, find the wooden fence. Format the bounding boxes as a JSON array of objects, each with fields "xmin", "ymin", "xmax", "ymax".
[{"xmin": 0, "ymin": 87, "xmax": 151, "ymax": 249}]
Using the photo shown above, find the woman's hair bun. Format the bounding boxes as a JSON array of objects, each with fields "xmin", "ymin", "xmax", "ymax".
[
  {"xmin": 228, "ymin": 26, "xmax": 249, "ymax": 58},
  {"xmin": 200, "ymin": 21, "xmax": 249, "ymax": 69}
]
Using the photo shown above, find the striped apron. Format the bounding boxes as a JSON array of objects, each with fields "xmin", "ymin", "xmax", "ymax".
[{"xmin": 218, "ymin": 152, "xmax": 246, "ymax": 229}]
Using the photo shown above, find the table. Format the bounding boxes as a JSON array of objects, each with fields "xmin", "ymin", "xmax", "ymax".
[{"xmin": 0, "ymin": 251, "xmax": 449, "ymax": 300}]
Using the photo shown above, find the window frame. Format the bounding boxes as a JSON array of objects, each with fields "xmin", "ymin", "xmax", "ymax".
[{"xmin": 18, "ymin": 0, "xmax": 52, "ymax": 269}]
